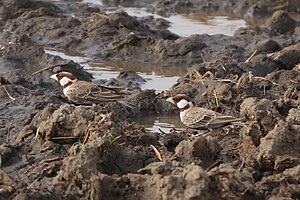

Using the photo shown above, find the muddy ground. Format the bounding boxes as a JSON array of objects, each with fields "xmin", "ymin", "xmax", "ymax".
[{"xmin": 0, "ymin": 0, "xmax": 300, "ymax": 199}]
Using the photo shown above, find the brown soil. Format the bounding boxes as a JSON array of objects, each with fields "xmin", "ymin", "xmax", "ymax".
[{"xmin": 0, "ymin": 0, "xmax": 300, "ymax": 199}]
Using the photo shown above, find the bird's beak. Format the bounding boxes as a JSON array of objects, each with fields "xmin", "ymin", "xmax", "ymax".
[
  {"xmin": 166, "ymin": 97, "xmax": 175, "ymax": 105},
  {"xmin": 50, "ymin": 74, "xmax": 58, "ymax": 81}
]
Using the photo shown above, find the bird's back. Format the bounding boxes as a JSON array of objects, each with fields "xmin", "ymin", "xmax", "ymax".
[
  {"xmin": 181, "ymin": 106, "xmax": 243, "ymax": 129},
  {"xmin": 64, "ymin": 80, "xmax": 127, "ymax": 105}
]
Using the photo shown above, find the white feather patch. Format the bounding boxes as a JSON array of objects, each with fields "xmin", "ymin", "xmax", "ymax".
[
  {"xmin": 177, "ymin": 99, "xmax": 193, "ymax": 109},
  {"xmin": 60, "ymin": 76, "xmax": 73, "ymax": 87}
]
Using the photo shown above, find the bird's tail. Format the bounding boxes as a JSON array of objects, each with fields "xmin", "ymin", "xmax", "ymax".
[
  {"xmin": 230, "ymin": 121, "xmax": 246, "ymax": 127},
  {"xmin": 213, "ymin": 117, "xmax": 245, "ymax": 127}
]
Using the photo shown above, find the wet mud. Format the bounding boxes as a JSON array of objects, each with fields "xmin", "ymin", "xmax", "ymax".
[{"xmin": 0, "ymin": 0, "xmax": 300, "ymax": 199}]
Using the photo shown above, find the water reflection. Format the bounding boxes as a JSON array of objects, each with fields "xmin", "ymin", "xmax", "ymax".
[
  {"xmin": 81, "ymin": 0, "xmax": 246, "ymax": 36},
  {"xmin": 135, "ymin": 113, "xmax": 186, "ymax": 133},
  {"xmin": 44, "ymin": 49, "xmax": 186, "ymax": 91}
]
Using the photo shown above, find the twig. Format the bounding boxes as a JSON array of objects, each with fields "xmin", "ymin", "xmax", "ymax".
[
  {"xmin": 213, "ymin": 89, "xmax": 219, "ymax": 107},
  {"xmin": 206, "ymin": 160, "xmax": 223, "ymax": 171},
  {"xmin": 32, "ymin": 63, "xmax": 70, "ymax": 75},
  {"xmin": 238, "ymin": 158, "xmax": 245, "ymax": 171},
  {"xmin": 289, "ymin": 79, "xmax": 298, "ymax": 84},
  {"xmin": 202, "ymin": 90, "xmax": 208, "ymax": 96},
  {"xmin": 110, "ymin": 135, "xmax": 122, "ymax": 145},
  {"xmin": 216, "ymin": 79, "xmax": 237, "ymax": 84},
  {"xmin": 98, "ymin": 114, "xmax": 107, "ymax": 124},
  {"xmin": 254, "ymin": 76, "xmax": 279, "ymax": 86},
  {"xmin": 83, "ymin": 129, "xmax": 90, "ymax": 144},
  {"xmin": 150, "ymin": 145, "xmax": 163, "ymax": 161},
  {"xmin": 34, "ymin": 126, "xmax": 40, "ymax": 142},
  {"xmin": 27, "ymin": 176, "xmax": 42, "ymax": 189},
  {"xmin": 245, "ymin": 50, "xmax": 257, "ymax": 63},
  {"xmin": 152, "ymin": 101, "xmax": 160, "ymax": 114},
  {"xmin": 1, "ymin": 86, "xmax": 15, "ymax": 101},
  {"xmin": 220, "ymin": 64, "xmax": 226, "ymax": 71},
  {"xmin": 202, "ymin": 71, "xmax": 214, "ymax": 79},
  {"xmin": 6, "ymin": 119, "xmax": 14, "ymax": 143},
  {"xmin": 158, "ymin": 128, "xmax": 166, "ymax": 134},
  {"xmin": 271, "ymin": 3, "xmax": 287, "ymax": 11},
  {"xmin": 25, "ymin": 154, "xmax": 32, "ymax": 165},
  {"xmin": 39, "ymin": 156, "xmax": 61, "ymax": 164},
  {"xmin": 194, "ymin": 70, "xmax": 202, "ymax": 78}
]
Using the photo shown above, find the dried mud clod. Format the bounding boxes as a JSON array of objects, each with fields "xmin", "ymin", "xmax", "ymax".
[{"xmin": 256, "ymin": 122, "xmax": 300, "ymax": 172}]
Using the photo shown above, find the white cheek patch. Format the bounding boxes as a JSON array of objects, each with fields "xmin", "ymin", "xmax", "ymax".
[
  {"xmin": 60, "ymin": 76, "xmax": 72, "ymax": 87},
  {"xmin": 177, "ymin": 99, "xmax": 193, "ymax": 109},
  {"xmin": 177, "ymin": 99, "xmax": 189, "ymax": 109}
]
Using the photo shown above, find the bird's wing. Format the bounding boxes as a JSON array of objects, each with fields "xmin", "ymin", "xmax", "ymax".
[
  {"xmin": 183, "ymin": 107, "xmax": 217, "ymax": 129},
  {"xmin": 71, "ymin": 81, "xmax": 126, "ymax": 104},
  {"xmin": 209, "ymin": 115, "xmax": 244, "ymax": 128},
  {"xmin": 96, "ymin": 84, "xmax": 127, "ymax": 94}
]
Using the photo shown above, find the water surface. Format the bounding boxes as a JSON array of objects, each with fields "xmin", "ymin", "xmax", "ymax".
[
  {"xmin": 45, "ymin": 49, "xmax": 186, "ymax": 92},
  {"xmin": 135, "ymin": 114, "xmax": 186, "ymax": 133},
  {"xmin": 82, "ymin": 0, "xmax": 246, "ymax": 36}
]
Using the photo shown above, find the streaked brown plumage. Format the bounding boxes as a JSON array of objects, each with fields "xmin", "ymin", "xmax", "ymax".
[{"xmin": 51, "ymin": 71, "xmax": 133, "ymax": 107}]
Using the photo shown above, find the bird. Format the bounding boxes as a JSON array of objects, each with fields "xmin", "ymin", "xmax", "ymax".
[
  {"xmin": 50, "ymin": 71, "xmax": 134, "ymax": 108},
  {"xmin": 166, "ymin": 94, "xmax": 244, "ymax": 130}
]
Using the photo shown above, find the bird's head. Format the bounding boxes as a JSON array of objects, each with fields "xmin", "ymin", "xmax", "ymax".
[
  {"xmin": 50, "ymin": 71, "xmax": 77, "ymax": 88},
  {"xmin": 166, "ymin": 94, "xmax": 193, "ymax": 111}
]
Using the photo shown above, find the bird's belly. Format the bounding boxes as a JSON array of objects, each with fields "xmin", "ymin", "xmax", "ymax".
[
  {"xmin": 63, "ymin": 87, "xmax": 77, "ymax": 99},
  {"xmin": 180, "ymin": 111, "xmax": 207, "ymax": 129},
  {"xmin": 180, "ymin": 112, "xmax": 191, "ymax": 126}
]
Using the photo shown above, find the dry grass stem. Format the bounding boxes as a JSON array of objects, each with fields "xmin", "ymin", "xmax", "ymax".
[
  {"xmin": 110, "ymin": 135, "xmax": 122, "ymax": 144},
  {"xmin": 1, "ymin": 86, "xmax": 15, "ymax": 101},
  {"xmin": 213, "ymin": 89, "xmax": 219, "ymax": 107},
  {"xmin": 39, "ymin": 156, "xmax": 61, "ymax": 164},
  {"xmin": 254, "ymin": 77, "xmax": 279, "ymax": 86},
  {"xmin": 238, "ymin": 158, "xmax": 245, "ymax": 171},
  {"xmin": 150, "ymin": 145, "xmax": 163, "ymax": 161},
  {"xmin": 206, "ymin": 160, "xmax": 223, "ymax": 171},
  {"xmin": 216, "ymin": 79, "xmax": 237, "ymax": 84},
  {"xmin": 195, "ymin": 70, "xmax": 202, "ymax": 78},
  {"xmin": 271, "ymin": 3, "xmax": 287, "ymax": 11},
  {"xmin": 83, "ymin": 130, "xmax": 90, "ymax": 144},
  {"xmin": 34, "ymin": 126, "xmax": 40, "ymax": 142},
  {"xmin": 32, "ymin": 63, "xmax": 70, "ymax": 75},
  {"xmin": 220, "ymin": 64, "xmax": 227, "ymax": 71},
  {"xmin": 245, "ymin": 50, "xmax": 257, "ymax": 63},
  {"xmin": 203, "ymin": 71, "xmax": 215, "ymax": 79},
  {"xmin": 158, "ymin": 128, "xmax": 166, "ymax": 134},
  {"xmin": 289, "ymin": 79, "xmax": 298, "ymax": 84}
]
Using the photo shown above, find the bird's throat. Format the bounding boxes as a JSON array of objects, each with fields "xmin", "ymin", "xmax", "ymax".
[
  {"xmin": 63, "ymin": 81, "xmax": 73, "ymax": 88},
  {"xmin": 179, "ymin": 104, "xmax": 190, "ymax": 112}
]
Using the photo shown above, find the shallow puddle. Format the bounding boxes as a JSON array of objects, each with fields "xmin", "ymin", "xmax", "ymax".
[
  {"xmin": 82, "ymin": 0, "xmax": 246, "ymax": 36},
  {"xmin": 135, "ymin": 113, "xmax": 186, "ymax": 133},
  {"xmin": 45, "ymin": 49, "xmax": 186, "ymax": 92}
]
